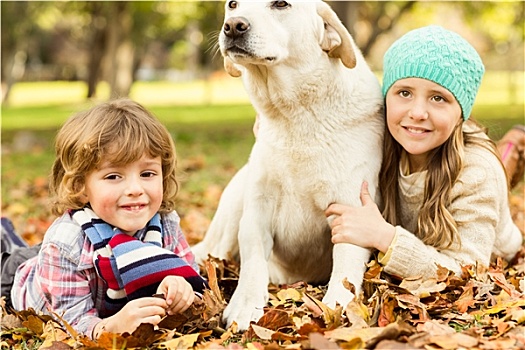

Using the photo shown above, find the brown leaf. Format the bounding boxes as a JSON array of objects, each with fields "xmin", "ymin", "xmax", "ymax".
[
  {"xmin": 302, "ymin": 293, "xmax": 343, "ymax": 329},
  {"xmin": 375, "ymin": 339, "xmax": 420, "ymax": 349},
  {"xmin": 398, "ymin": 278, "xmax": 447, "ymax": 298},
  {"xmin": 345, "ymin": 298, "xmax": 369, "ymax": 328},
  {"xmin": 309, "ymin": 332, "xmax": 341, "ymax": 349},
  {"xmin": 50, "ymin": 311, "xmax": 79, "ymax": 339},
  {"xmin": 435, "ymin": 265, "xmax": 451, "ymax": 282},
  {"xmin": 205, "ymin": 259, "xmax": 224, "ymax": 303},
  {"xmin": 1, "ymin": 314, "xmax": 23, "ymax": 329},
  {"xmin": 364, "ymin": 260, "xmax": 383, "ymax": 280},
  {"xmin": 157, "ymin": 333, "xmax": 200, "ymax": 349},
  {"xmin": 342, "ymin": 278, "xmax": 356, "ymax": 295},
  {"xmin": 271, "ymin": 330, "xmax": 304, "ymax": 341},
  {"xmin": 364, "ymin": 321, "xmax": 415, "ymax": 349},
  {"xmin": 250, "ymin": 324, "xmax": 275, "ymax": 340},
  {"xmin": 158, "ymin": 311, "xmax": 191, "ymax": 330},
  {"xmin": 325, "ymin": 326, "xmax": 384, "ymax": 343},
  {"xmin": 378, "ymin": 296, "xmax": 397, "ymax": 327},
  {"xmin": 429, "ymin": 332, "xmax": 478, "ymax": 349},
  {"xmin": 479, "ymin": 337, "xmax": 518, "ymax": 350},
  {"xmin": 297, "ymin": 322, "xmax": 326, "ymax": 336},
  {"xmin": 97, "ymin": 331, "xmax": 143, "ymax": 349},
  {"xmin": 416, "ymin": 320, "xmax": 455, "ymax": 336},
  {"xmin": 302, "ymin": 293, "xmax": 324, "ymax": 317},
  {"xmin": 38, "ymin": 340, "xmax": 73, "ymax": 349},
  {"xmin": 255, "ymin": 308, "xmax": 292, "ymax": 330},
  {"xmin": 395, "ymin": 294, "xmax": 430, "ymax": 322},
  {"xmin": 130, "ymin": 322, "xmax": 166, "ymax": 345},
  {"xmin": 21, "ymin": 315, "xmax": 44, "ymax": 335},
  {"xmin": 489, "ymin": 270, "xmax": 521, "ymax": 297},
  {"xmin": 454, "ymin": 281, "xmax": 476, "ymax": 313}
]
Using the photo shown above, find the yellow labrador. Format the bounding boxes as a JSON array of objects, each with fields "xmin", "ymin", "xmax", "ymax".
[{"xmin": 193, "ymin": 0, "xmax": 384, "ymax": 330}]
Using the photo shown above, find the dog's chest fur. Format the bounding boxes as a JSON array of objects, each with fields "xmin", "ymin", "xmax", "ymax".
[{"xmin": 243, "ymin": 64, "xmax": 383, "ymax": 283}]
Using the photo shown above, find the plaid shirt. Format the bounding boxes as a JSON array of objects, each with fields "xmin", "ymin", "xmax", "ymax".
[{"xmin": 11, "ymin": 210, "xmax": 199, "ymax": 338}]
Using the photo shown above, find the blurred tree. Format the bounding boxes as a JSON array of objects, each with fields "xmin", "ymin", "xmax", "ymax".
[
  {"xmin": 83, "ymin": 1, "xmax": 168, "ymax": 98},
  {"xmin": 1, "ymin": 1, "xmax": 522, "ymax": 104},
  {"xmin": 83, "ymin": 1, "xmax": 224, "ymax": 98},
  {"xmin": 1, "ymin": 2, "xmax": 51, "ymax": 103},
  {"xmin": 85, "ymin": 2, "xmax": 108, "ymax": 98},
  {"xmin": 329, "ymin": 1, "xmax": 416, "ymax": 56}
]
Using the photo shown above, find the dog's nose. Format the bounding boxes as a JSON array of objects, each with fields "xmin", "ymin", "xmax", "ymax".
[{"xmin": 223, "ymin": 17, "xmax": 250, "ymax": 39}]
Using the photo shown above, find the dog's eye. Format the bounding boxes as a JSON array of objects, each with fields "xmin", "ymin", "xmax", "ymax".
[
  {"xmin": 227, "ymin": 1, "xmax": 238, "ymax": 9},
  {"xmin": 271, "ymin": 1, "xmax": 290, "ymax": 9}
]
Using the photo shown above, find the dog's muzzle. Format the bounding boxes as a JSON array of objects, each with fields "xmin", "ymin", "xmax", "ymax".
[
  {"xmin": 221, "ymin": 16, "xmax": 276, "ymax": 62},
  {"xmin": 221, "ymin": 16, "xmax": 252, "ymax": 57},
  {"xmin": 223, "ymin": 16, "xmax": 250, "ymax": 40}
]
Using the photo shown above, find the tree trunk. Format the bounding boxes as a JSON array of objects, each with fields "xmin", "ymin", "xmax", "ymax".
[
  {"xmin": 328, "ymin": 1, "xmax": 416, "ymax": 57},
  {"xmin": 329, "ymin": 1, "xmax": 360, "ymax": 38},
  {"xmin": 86, "ymin": 3, "xmax": 107, "ymax": 99},
  {"xmin": 104, "ymin": 2, "xmax": 134, "ymax": 99}
]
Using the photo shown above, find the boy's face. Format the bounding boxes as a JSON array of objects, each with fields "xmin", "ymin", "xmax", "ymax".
[
  {"xmin": 385, "ymin": 77, "xmax": 462, "ymax": 172},
  {"xmin": 83, "ymin": 153, "xmax": 163, "ymax": 235}
]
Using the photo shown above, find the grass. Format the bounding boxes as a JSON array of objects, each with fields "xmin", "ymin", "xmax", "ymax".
[{"xmin": 1, "ymin": 71, "xmax": 523, "ymax": 238}]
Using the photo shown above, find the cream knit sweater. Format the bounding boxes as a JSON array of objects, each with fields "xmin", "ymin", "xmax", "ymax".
[{"xmin": 382, "ymin": 142, "xmax": 523, "ymax": 279}]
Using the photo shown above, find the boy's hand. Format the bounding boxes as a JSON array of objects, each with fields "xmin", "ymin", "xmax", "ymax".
[
  {"xmin": 95, "ymin": 297, "xmax": 167, "ymax": 337},
  {"xmin": 157, "ymin": 276, "xmax": 195, "ymax": 315}
]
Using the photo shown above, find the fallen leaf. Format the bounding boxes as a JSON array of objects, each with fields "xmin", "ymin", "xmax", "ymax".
[
  {"xmin": 157, "ymin": 332, "xmax": 199, "ymax": 349},
  {"xmin": 309, "ymin": 332, "xmax": 341, "ymax": 349},
  {"xmin": 429, "ymin": 332, "xmax": 478, "ymax": 349},
  {"xmin": 454, "ymin": 282, "xmax": 476, "ymax": 313},
  {"xmin": 246, "ymin": 324, "xmax": 273, "ymax": 341}
]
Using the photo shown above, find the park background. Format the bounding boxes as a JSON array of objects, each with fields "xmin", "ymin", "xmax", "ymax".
[
  {"xmin": 1, "ymin": 1, "xmax": 525, "ymax": 349},
  {"xmin": 2, "ymin": 0, "xmax": 524, "ymax": 246}
]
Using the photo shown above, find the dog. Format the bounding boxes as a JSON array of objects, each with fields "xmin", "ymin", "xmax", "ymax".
[{"xmin": 192, "ymin": 0, "xmax": 384, "ymax": 330}]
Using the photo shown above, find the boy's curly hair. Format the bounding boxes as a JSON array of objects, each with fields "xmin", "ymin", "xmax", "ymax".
[{"xmin": 50, "ymin": 98, "xmax": 178, "ymax": 216}]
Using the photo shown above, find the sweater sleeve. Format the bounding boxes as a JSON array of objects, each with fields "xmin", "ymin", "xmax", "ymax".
[{"xmin": 382, "ymin": 148, "xmax": 513, "ymax": 279}]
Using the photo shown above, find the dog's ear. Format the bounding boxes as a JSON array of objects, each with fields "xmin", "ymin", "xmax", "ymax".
[
  {"xmin": 317, "ymin": 1, "xmax": 356, "ymax": 69},
  {"xmin": 224, "ymin": 57, "xmax": 242, "ymax": 77}
]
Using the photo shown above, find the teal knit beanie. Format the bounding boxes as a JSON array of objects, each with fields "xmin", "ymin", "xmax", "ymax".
[{"xmin": 382, "ymin": 25, "xmax": 485, "ymax": 120}]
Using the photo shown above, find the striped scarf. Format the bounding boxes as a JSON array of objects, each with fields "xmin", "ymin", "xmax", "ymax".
[{"xmin": 71, "ymin": 207, "xmax": 207, "ymax": 312}]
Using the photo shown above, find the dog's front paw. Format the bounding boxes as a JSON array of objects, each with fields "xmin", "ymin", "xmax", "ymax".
[
  {"xmin": 322, "ymin": 282, "xmax": 356, "ymax": 309},
  {"xmin": 223, "ymin": 289, "xmax": 267, "ymax": 331}
]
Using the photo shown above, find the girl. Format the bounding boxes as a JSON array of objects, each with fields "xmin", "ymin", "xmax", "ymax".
[
  {"xmin": 8, "ymin": 98, "xmax": 208, "ymax": 338},
  {"xmin": 325, "ymin": 26, "xmax": 522, "ymax": 279}
]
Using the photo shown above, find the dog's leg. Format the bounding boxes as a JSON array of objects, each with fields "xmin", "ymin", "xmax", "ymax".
[
  {"xmin": 322, "ymin": 243, "xmax": 370, "ymax": 308},
  {"xmin": 192, "ymin": 166, "xmax": 248, "ymax": 264},
  {"xmin": 222, "ymin": 196, "xmax": 273, "ymax": 330}
]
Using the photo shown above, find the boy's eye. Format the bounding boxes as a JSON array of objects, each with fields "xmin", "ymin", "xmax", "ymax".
[
  {"xmin": 104, "ymin": 174, "xmax": 120, "ymax": 180},
  {"xmin": 141, "ymin": 171, "xmax": 157, "ymax": 178},
  {"xmin": 399, "ymin": 90, "xmax": 410, "ymax": 98},
  {"xmin": 432, "ymin": 95, "xmax": 445, "ymax": 102}
]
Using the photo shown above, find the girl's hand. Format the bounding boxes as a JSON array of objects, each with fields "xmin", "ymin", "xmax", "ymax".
[
  {"xmin": 94, "ymin": 297, "xmax": 167, "ymax": 337},
  {"xmin": 157, "ymin": 276, "xmax": 195, "ymax": 315},
  {"xmin": 325, "ymin": 182, "xmax": 395, "ymax": 253}
]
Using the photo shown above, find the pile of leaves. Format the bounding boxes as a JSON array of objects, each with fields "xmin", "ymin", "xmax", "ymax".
[
  {"xmin": 1, "ymin": 165, "xmax": 524, "ymax": 349},
  {"xmin": 2, "ymin": 248, "xmax": 524, "ymax": 349}
]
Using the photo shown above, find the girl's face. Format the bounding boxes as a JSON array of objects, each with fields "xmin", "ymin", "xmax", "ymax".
[
  {"xmin": 385, "ymin": 78, "xmax": 462, "ymax": 172},
  {"xmin": 84, "ymin": 153, "xmax": 163, "ymax": 235}
]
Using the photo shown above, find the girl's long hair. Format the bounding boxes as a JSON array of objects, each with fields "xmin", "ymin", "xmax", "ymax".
[{"xmin": 379, "ymin": 118, "xmax": 502, "ymax": 249}]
